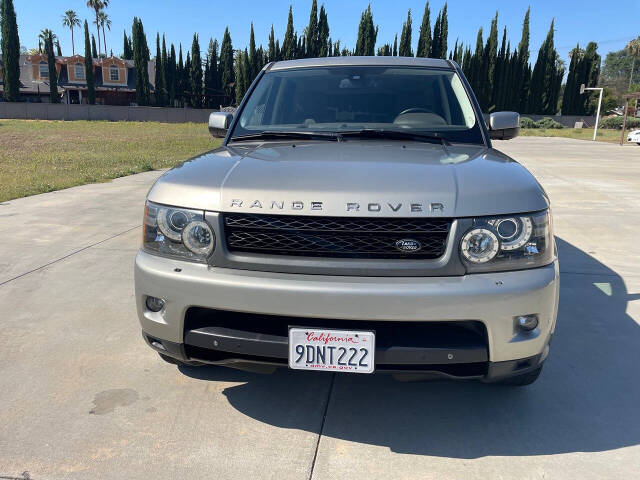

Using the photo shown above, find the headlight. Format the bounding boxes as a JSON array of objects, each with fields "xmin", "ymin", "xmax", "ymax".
[
  {"xmin": 143, "ymin": 201, "xmax": 215, "ymax": 263},
  {"xmin": 460, "ymin": 210, "xmax": 554, "ymax": 273}
]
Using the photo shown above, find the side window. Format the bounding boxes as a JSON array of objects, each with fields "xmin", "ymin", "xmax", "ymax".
[{"xmin": 39, "ymin": 62, "xmax": 49, "ymax": 79}]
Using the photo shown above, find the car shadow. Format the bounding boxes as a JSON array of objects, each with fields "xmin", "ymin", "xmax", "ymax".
[{"xmin": 179, "ymin": 238, "xmax": 640, "ymax": 458}]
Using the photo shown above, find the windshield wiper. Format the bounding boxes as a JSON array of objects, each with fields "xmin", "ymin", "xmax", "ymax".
[
  {"xmin": 337, "ymin": 129, "xmax": 450, "ymax": 145},
  {"xmin": 230, "ymin": 131, "xmax": 339, "ymax": 142}
]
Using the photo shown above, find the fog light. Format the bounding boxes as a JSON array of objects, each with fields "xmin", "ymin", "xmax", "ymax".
[
  {"xmin": 145, "ymin": 296, "xmax": 165, "ymax": 312},
  {"xmin": 516, "ymin": 314, "xmax": 538, "ymax": 331}
]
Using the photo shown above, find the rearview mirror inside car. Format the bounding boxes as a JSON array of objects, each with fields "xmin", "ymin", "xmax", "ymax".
[
  {"xmin": 209, "ymin": 112, "xmax": 234, "ymax": 138},
  {"xmin": 488, "ymin": 111, "xmax": 520, "ymax": 140}
]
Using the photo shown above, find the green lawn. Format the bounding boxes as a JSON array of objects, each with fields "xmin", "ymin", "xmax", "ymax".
[
  {"xmin": 520, "ymin": 127, "xmax": 630, "ymax": 144},
  {"xmin": 0, "ymin": 119, "xmax": 219, "ymax": 203}
]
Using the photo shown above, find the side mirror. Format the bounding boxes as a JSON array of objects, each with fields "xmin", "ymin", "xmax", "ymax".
[
  {"xmin": 488, "ymin": 111, "xmax": 520, "ymax": 140},
  {"xmin": 209, "ymin": 112, "xmax": 233, "ymax": 138}
]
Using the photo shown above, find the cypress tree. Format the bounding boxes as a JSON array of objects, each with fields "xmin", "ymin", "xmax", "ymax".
[
  {"xmin": 355, "ymin": 5, "xmax": 377, "ymax": 56},
  {"xmin": 268, "ymin": 25, "xmax": 277, "ymax": 62},
  {"xmin": 493, "ymin": 27, "xmax": 508, "ymax": 110},
  {"xmin": 243, "ymin": 47, "xmax": 251, "ymax": 94},
  {"xmin": 399, "ymin": 10, "xmax": 413, "ymax": 57},
  {"xmin": 219, "ymin": 27, "xmax": 234, "ymax": 104},
  {"xmin": 205, "ymin": 38, "xmax": 218, "ymax": 108},
  {"xmin": 132, "ymin": 17, "xmax": 151, "ymax": 106},
  {"xmin": 517, "ymin": 7, "xmax": 531, "ymax": 112},
  {"xmin": 282, "ymin": 6, "xmax": 296, "ymax": 60},
  {"xmin": 561, "ymin": 44, "xmax": 581, "ymax": 114},
  {"xmin": 177, "ymin": 44, "xmax": 184, "ymax": 106},
  {"xmin": 1, "ymin": 0, "xmax": 21, "ymax": 101},
  {"xmin": 306, "ymin": 0, "xmax": 319, "ymax": 58},
  {"xmin": 91, "ymin": 34, "xmax": 97, "ymax": 58},
  {"xmin": 440, "ymin": 3, "xmax": 448, "ymax": 60},
  {"xmin": 248, "ymin": 23, "xmax": 258, "ymax": 81},
  {"xmin": 529, "ymin": 19, "xmax": 563, "ymax": 114},
  {"xmin": 235, "ymin": 50, "xmax": 246, "ymax": 105},
  {"xmin": 483, "ymin": 12, "xmax": 498, "ymax": 111},
  {"xmin": 468, "ymin": 28, "xmax": 483, "ymax": 101},
  {"xmin": 161, "ymin": 35, "xmax": 168, "ymax": 104},
  {"xmin": 393, "ymin": 34, "xmax": 398, "ymax": 56},
  {"xmin": 318, "ymin": 5, "xmax": 330, "ymax": 57},
  {"xmin": 154, "ymin": 33, "xmax": 165, "ymax": 106},
  {"xmin": 431, "ymin": 12, "xmax": 441, "ymax": 58},
  {"xmin": 580, "ymin": 42, "xmax": 600, "ymax": 114},
  {"xmin": 275, "ymin": 39, "xmax": 281, "ymax": 60},
  {"xmin": 416, "ymin": 2, "xmax": 431, "ymax": 58},
  {"xmin": 190, "ymin": 34, "xmax": 202, "ymax": 108},
  {"xmin": 168, "ymin": 43, "xmax": 176, "ymax": 106},
  {"xmin": 122, "ymin": 30, "xmax": 133, "ymax": 59},
  {"xmin": 83, "ymin": 20, "xmax": 95, "ymax": 104},
  {"xmin": 56, "ymin": 39, "xmax": 62, "ymax": 56},
  {"xmin": 184, "ymin": 51, "xmax": 191, "ymax": 103},
  {"xmin": 377, "ymin": 44, "xmax": 392, "ymax": 56},
  {"xmin": 45, "ymin": 32, "xmax": 60, "ymax": 103}
]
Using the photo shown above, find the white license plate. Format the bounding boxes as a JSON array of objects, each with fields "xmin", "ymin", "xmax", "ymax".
[{"xmin": 288, "ymin": 328, "xmax": 375, "ymax": 374}]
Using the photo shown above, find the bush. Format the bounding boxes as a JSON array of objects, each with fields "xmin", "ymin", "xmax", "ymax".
[
  {"xmin": 520, "ymin": 117, "xmax": 536, "ymax": 129},
  {"xmin": 600, "ymin": 115, "xmax": 640, "ymax": 130},
  {"xmin": 534, "ymin": 117, "xmax": 564, "ymax": 129}
]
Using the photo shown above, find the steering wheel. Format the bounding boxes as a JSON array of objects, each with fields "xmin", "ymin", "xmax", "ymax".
[{"xmin": 396, "ymin": 107, "xmax": 433, "ymax": 116}]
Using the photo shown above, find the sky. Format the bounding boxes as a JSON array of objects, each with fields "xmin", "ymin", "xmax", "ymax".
[{"xmin": 15, "ymin": 0, "xmax": 639, "ymax": 66}]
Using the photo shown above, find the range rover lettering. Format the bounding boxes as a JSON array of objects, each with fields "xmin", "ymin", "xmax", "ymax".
[{"xmin": 135, "ymin": 57, "xmax": 559, "ymax": 386}]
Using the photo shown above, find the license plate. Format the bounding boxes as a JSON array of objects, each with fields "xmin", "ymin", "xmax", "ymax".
[{"xmin": 288, "ymin": 328, "xmax": 375, "ymax": 374}]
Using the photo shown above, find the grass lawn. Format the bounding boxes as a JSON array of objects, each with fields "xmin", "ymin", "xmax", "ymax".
[
  {"xmin": 0, "ymin": 119, "xmax": 219, "ymax": 203},
  {"xmin": 520, "ymin": 127, "xmax": 631, "ymax": 144}
]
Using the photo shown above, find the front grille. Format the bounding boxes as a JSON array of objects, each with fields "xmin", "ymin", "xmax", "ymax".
[{"xmin": 223, "ymin": 213, "xmax": 451, "ymax": 259}]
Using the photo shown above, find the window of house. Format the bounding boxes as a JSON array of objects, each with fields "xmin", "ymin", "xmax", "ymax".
[
  {"xmin": 109, "ymin": 65, "xmax": 119, "ymax": 81},
  {"xmin": 39, "ymin": 62, "xmax": 49, "ymax": 79},
  {"xmin": 74, "ymin": 63, "xmax": 85, "ymax": 79}
]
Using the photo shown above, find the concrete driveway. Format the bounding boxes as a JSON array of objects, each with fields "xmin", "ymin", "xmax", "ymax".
[{"xmin": 1, "ymin": 136, "xmax": 639, "ymax": 479}]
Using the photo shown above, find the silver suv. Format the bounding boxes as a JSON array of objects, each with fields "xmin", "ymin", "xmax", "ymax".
[{"xmin": 135, "ymin": 57, "xmax": 558, "ymax": 386}]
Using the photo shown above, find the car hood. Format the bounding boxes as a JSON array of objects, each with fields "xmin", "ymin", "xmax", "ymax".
[{"xmin": 147, "ymin": 140, "xmax": 549, "ymax": 217}]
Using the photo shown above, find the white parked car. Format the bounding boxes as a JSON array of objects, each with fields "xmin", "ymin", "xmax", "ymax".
[{"xmin": 627, "ymin": 129, "xmax": 640, "ymax": 145}]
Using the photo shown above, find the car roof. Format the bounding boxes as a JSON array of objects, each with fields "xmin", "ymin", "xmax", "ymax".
[{"xmin": 268, "ymin": 56, "xmax": 453, "ymax": 71}]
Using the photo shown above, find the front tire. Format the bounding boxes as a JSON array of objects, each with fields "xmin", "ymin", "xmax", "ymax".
[{"xmin": 496, "ymin": 365, "xmax": 543, "ymax": 386}]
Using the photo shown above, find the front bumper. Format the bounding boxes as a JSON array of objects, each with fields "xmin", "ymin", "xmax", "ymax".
[{"xmin": 135, "ymin": 250, "xmax": 559, "ymax": 380}]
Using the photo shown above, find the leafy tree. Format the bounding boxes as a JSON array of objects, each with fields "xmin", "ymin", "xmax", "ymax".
[
  {"xmin": 416, "ymin": 2, "xmax": 431, "ymax": 58},
  {"xmin": 219, "ymin": 27, "xmax": 235, "ymax": 103},
  {"xmin": 132, "ymin": 17, "xmax": 151, "ymax": 105},
  {"xmin": 44, "ymin": 31, "xmax": 60, "ymax": 103},
  {"xmin": 190, "ymin": 34, "xmax": 203, "ymax": 108},
  {"xmin": 398, "ymin": 10, "xmax": 413, "ymax": 57},
  {"xmin": 626, "ymin": 37, "xmax": 640, "ymax": 90},
  {"xmin": 601, "ymin": 48, "xmax": 640, "ymax": 102},
  {"xmin": 62, "ymin": 10, "xmax": 80, "ymax": 55},
  {"xmin": 83, "ymin": 20, "xmax": 96, "ymax": 104},
  {"xmin": 355, "ymin": 5, "xmax": 377, "ymax": 56}
]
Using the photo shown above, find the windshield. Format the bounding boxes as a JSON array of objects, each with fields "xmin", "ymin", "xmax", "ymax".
[{"xmin": 232, "ymin": 66, "xmax": 484, "ymax": 144}]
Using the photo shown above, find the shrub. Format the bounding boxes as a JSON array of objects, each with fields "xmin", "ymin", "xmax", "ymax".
[
  {"xmin": 600, "ymin": 115, "xmax": 640, "ymax": 130},
  {"xmin": 520, "ymin": 117, "xmax": 536, "ymax": 129},
  {"xmin": 534, "ymin": 117, "xmax": 564, "ymax": 129}
]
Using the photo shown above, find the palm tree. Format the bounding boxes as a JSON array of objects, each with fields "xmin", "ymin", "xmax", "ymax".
[
  {"xmin": 626, "ymin": 37, "xmax": 640, "ymax": 90},
  {"xmin": 62, "ymin": 10, "xmax": 81, "ymax": 55},
  {"xmin": 39, "ymin": 29, "xmax": 57, "ymax": 54},
  {"xmin": 86, "ymin": 0, "xmax": 109, "ymax": 56},
  {"xmin": 98, "ymin": 11, "xmax": 112, "ymax": 56}
]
